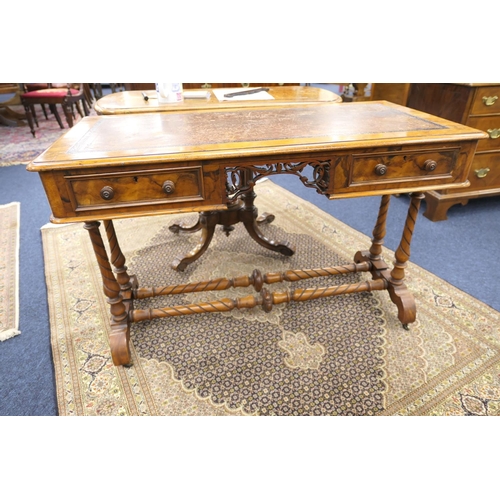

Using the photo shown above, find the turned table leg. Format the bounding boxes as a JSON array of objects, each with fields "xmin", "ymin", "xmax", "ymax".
[
  {"xmin": 354, "ymin": 194, "xmax": 391, "ymax": 270},
  {"xmin": 354, "ymin": 193, "xmax": 422, "ymax": 327},
  {"xmin": 367, "ymin": 194, "xmax": 391, "ymax": 262},
  {"xmin": 386, "ymin": 191, "xmax": 425, "ymax": 326},
  {"xmin": 103, "ymin": 219, "xmax": 137, "ymax": 299},
  {"xmin": 84, "ymin": 221, "xmax": 132, "ymax": 366}
]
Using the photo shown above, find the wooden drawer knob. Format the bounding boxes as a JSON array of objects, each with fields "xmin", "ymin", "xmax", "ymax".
[
  {"xmin": 375, "ymin": 164, "xmax": 387, "ymax": 176},
  {"xmin": 162, "ymin": 180, "xmax": 176, "ymax": 194},
  {"xmin": 482, "ymin": 96, "xmax": 498, "ymax": 106},
  {"xmin": 423, "ymin": 159, "xmax": 437, "ymax": 171},
  {"xmin": 100, "ymin": 186, "xmax": 114, "ymax": 200}
]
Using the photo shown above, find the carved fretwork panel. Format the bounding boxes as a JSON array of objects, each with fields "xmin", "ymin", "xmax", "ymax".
[{"xmin": 224, "ymin": 159, "xmax": 331, "ymax": 201}]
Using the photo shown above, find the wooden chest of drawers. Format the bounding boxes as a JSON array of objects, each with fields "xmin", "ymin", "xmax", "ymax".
[{"xmin": 406, "ymin": 83, "xmax": 500, "ymax": 221}]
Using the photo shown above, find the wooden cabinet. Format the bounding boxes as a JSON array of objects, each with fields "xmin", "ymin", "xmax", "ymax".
[{"xmin": 406, "ymin": 83, "xmax": 500, "ymax": 221}]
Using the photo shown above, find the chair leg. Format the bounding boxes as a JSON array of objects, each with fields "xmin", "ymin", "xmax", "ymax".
[
  {"xmin": 49, "ymin": 104, "xmax": 65, "ymax": 129},
  {"xmin": 91, "ymin": 83, "xmax": 103, "ymax": 100},
  {"xmin": 41, "ymin": 104, "xmax": 49, "ymax": 119},
  {"xmin": 22, "ymin": 104, "xmax": 36, "ymax": 137},
  {"xmin": 82, "ymin": 84, "xmax": 93, "ymax": 107},
  {"xmin": 74, "ymin": 101, "xmax": 84, "ymax": 118},
  {"xmin": 82, "ymin": 98, "xmax": 90, "ymax": 116},
  {"xmin": 61, "ymin": 103, "xmax": 74, "ymax": 128},
  {"xmin": 30, "ymin": 105, "xmax": 39, "ymax": 127}
]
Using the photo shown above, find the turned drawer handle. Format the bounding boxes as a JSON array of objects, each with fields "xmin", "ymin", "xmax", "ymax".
[
  {"xmin": 487, "ymin": 128, "xmax": 500, "ymax": 139},
  {"xmin": 100, "ymin": 186, "xmax": 115, "ymax": 200},
  {"xmin": 374, "ymin": 164, "xmax": 387, "ymax": 176},
  {"xmin": 475, "ymin": 168, "xmax": 490, "ymax": 179},
  {"xmin": 422, "ymin": 159, "xmax": 437, "ymax": 171},
  {"xmin": 482, "ymin": 96, "xmax": 498, "ymax": 106},
  {"xmin": 162, "ymin": 180, "xmax": 176, "ymax": 194}
]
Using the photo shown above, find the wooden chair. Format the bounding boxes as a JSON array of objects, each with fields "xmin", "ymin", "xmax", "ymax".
[{"xmin": 21, "ymin": 83, "xmax": 90, "ymax": 137}]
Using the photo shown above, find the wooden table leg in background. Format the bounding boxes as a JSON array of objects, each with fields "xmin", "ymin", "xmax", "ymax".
[{"xmin": 169, "ymin": 188, "xmax": 295, "ymax": 272}]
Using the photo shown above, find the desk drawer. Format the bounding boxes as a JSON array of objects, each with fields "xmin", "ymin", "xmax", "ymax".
[
  {"xmin": 466, "ymin": 116, "xmax": 500, "ymax": 152},
  {"xmin": 349, "ymin": 148, "xmax": 459, "ymax": 186},
  {"xmin": 66, "ymin": 165, "xmax": 205, "ymax": 211},
  {"xmin": 328, "ymin": 144, "xmax": 474, "ymax": 198},
  {"xmin": 470, "ymin": 86, "xmax": 500, "ymax": 116}
]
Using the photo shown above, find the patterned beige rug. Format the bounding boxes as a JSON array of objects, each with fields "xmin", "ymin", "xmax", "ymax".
[
  {"xmin": 42, "ymin": 180, "xmax": 500, "ymax": 416},
  {"xmin": 0, "ymin": 202, "xmax": 21, "ymax": 341},
  {"xmin": 0, "ymin": 104, "xmax": 97, "ymax": 167}
]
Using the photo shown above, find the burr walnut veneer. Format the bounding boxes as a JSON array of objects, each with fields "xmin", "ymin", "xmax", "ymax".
[{"xmin": 28, "ymin": 101, "xmax": 485, "ymax": 366}]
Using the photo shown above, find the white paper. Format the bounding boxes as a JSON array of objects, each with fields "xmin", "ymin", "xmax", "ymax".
[
  {"xmin": 184, "ymin": 90, "xmax": 211, "ymax": 99},
  {"xmin": 213, "ymin": 88, "xmax": 275, "ymax": 102}
]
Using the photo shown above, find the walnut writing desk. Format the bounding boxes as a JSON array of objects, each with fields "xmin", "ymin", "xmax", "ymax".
[
  {"xmin": 94, "ymin": 86, "xmax": 342, "ymax": 270},
  {"xmin": 93, "ymin": 85, "xmax": 342, "ymax": 115},
  {"xmin": 27, "ymin": 102, "xmax": 486, "ymax": 366}
]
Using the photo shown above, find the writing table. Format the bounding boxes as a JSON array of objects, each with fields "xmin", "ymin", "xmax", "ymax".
[
  {"xmin": 93, "ymin": 85, "xmax": 342, "ymax": 115},
  {"xmin": 28, "ymin": 101, "xmax": 486, "ymax": 366},
  {"xmin": 94, "ymin": 86, "xmax": 342, "ymax": 270}
]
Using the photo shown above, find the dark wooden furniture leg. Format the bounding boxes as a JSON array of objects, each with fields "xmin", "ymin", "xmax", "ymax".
[
  {"xmin": 170, "ymin": 212, "xmax": 218, "ymax": 271},
  {"xmin": 22, "ymin": 104, "xmax": 37, "ymax": 136},
  {"xmin": 169, "ymin": 188, "xmax": 295, "ymax": 271},
  {"xmin": 169, "ymin": 218, "xmax": 203, "ymax": 234},
  {"xmin": 61, "ymin": 103, "xmax": 74, "ymax": 128},
  {"xmin": 423, "ymin": 192, "xmax": 469, "ymax": 222},
  {"xmin": 240, "ymin": 188, "xmax": 294, "ymax": 255}
]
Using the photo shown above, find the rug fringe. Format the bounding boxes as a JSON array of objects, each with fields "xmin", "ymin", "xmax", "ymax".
[{"xmin": 0, "ymin": 329, "xmax": 21, "ymax": 341}]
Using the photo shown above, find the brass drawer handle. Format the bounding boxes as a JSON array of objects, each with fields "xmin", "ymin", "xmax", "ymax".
[
  {"xmin": 100, "ymin": 186, "xmax": 114, "ymax": 200},
  {"xmin": 201, "ymin": 83, "xmax": 212, "ymax": 88},
  {"xmin": 375, "ymin": 164, "xmax": 387, "ymax": 176},
  {"xmin": 162, "ymin": 180, "xmax": 176, "ymax": 194},
  {"xmin": 475, "ymin": 168, "xmax": 490, "ymax": 179},
  {"xmin": 482, "ymin": 96, "xmax": 498, "ymax": 106},
  {"xmin": 487, "ymin": 128, "xmax": 500, "ymax": 139}
]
